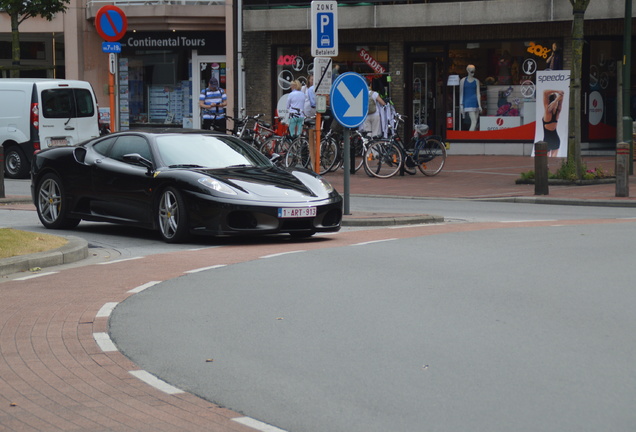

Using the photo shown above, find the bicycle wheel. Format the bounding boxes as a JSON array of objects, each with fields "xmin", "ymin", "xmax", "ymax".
[
  {"xmin": 260, "ymin": 136, "xmax": 288, "ymax": 166},
  {"xmin": 363, "ymin": 139, "xmax": 403, "ymax": 178},
  {"xmin": 416, "ymin": 138, "xmax": 447, "ymax": 176},
  {"xmin": 284, "ymin": 137, "xmax": 311, "ymax": 169},
  {"xmin": 320, "ymin": 137, "xmax": 338, "ymax": 174},
  {"xmin": 350, "ymin": 133, "xmax": 366, "ymax": 173}
]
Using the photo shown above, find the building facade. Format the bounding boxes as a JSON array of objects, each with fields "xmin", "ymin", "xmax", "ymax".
[
  {"xmin": 1, "ymin": 0, "xmax": 236, "ymax": 130},
  {"xmin": 242, "ymin": 0, "xmax": 636, "ymax": 155}
]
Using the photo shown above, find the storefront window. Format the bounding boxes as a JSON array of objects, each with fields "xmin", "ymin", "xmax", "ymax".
[
  {"xmin": 117, "ymin": 31, "xmax": 224, "ymax": 130},
  {"xmin": 587, "ymin": 39, "xmax": 620, "ymax": 142},
  {"xmin": 446, "ymin": 39, "xmax": 561, "ymax": 141},
  {"xmin": 119, "ymin": 51, "xmax": 190, "ymax": 129},
  {"xmin": 273, "ymin": 44, "xmax": 389, "ymax": 120}
]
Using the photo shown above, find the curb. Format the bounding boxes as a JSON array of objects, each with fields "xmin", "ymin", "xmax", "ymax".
[
  {"xmin": 342, "ymin": 213, "xmax": 443, "ymax": 227},
  {"xmin": 0, "ymin": 235, "xmax": 89, "ymax": 277}
]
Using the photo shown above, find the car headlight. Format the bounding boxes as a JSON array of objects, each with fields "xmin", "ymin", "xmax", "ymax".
[
  {"xmin": 198, "ymin": 177, "xmax": 237, "ymax": 195},
  {"xmin": 317, "ymin": 176, "xmax": 334, "ymax": 193}
]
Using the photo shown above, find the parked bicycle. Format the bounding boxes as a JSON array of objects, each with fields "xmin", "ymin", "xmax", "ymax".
[
  {"xmin": 227, "ymin": 111, "xmax": 272, "ymax": 149},
  {"xmin": 363, "ymin": 113, "xmax": 447, "ymax": 179},
  {"xmin": 285, "ymin": 116, "xmax": 340, "ymax": 174}
]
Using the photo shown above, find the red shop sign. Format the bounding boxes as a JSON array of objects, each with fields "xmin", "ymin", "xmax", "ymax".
[{"xmin": 358, "ymin": 49, "xmax": 386, "ymax": 74}]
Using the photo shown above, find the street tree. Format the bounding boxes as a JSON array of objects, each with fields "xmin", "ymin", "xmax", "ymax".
[
  {"xmin": 0, "ymin": 0, "xmax": 70, "ymax": 78},
  {"xmin": 568, "ymin": 0, "xmax": 591, "ymax": 178}
]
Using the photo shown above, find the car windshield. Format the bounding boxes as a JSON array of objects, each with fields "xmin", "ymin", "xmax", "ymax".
[{"xmin": 155, "ymin": 134, "xmax": 271, "ymax": 169}]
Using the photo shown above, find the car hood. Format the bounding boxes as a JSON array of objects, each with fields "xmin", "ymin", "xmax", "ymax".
[{"xmin": 196, "ymin": 167, "xmax": 326, "ymax": 199}]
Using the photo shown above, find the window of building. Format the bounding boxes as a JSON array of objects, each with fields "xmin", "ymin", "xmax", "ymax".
[
  {"xmin": 273, "ymin": 44, "xmax": 389, "ymax": 120},
  {"xmin": 119, "ymin": 50, "xmax": 191, "ymax": 129},
  {"xmin": 446, "ymin": 39, "xmax": 560, "ymax": 141}
]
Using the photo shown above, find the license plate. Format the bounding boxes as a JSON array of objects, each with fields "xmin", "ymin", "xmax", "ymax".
[
  {"xmin": 278, "ymin": 207, "xmax": 317, "ymax": 218},
  {"xmin": 50, "ymin": 138, "xmax": 69, "ymax": 147}
]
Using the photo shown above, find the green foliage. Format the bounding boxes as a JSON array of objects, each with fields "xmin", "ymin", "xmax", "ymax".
[
  {"xmin": 554, "ymin": 158, "xmax": 581, "ymax": 181},
  {"xmin": 520, "ymin": 158, "xmax": 611, "ymax": 182},
  {"xmin": 520, "ymin": 170, "xmax": 535, "ymax": 180},
  {"xmin": 0, "ymin": 0, "xmax": 70, "ymax": 24}
]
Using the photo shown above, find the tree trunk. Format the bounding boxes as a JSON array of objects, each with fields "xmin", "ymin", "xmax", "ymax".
[
  {"xmin": 568, "ymin": 0, "xmax": 591, "ymax": 178},
  {"xmin": 10, "ymin": 13, "xmax": 20, "ymax": 78}
]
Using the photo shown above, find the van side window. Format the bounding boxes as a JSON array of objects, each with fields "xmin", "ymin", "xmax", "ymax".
[{"xmin": 109, "ymin": 136, "xmax": 153, "ymax": 165}]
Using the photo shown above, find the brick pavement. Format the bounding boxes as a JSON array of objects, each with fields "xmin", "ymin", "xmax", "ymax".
[{"xmin": 321, "ymin": 155, "xmax": 636, "ymax": 202}]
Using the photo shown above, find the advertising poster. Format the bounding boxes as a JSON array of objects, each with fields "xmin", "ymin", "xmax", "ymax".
[{"xmin": 533, "ymin": 70, "xmax": 571, "ymax": 157}]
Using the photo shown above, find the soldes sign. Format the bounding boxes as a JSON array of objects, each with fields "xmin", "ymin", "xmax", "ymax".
[{"xmin": 358, "ymin": 49, "xmax": 386, "ymax": 74}]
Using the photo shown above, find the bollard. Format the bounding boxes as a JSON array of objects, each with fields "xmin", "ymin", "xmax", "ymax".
[
  {"xmin": 534, "ymin": 141, "xmax": 549, "ymax": 195},
  {"xmin": 616, "ymin": 142, "xmax": 629, "ymax": 197}
]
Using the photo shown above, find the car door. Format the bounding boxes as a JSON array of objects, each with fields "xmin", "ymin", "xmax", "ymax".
[{"xmin": 91, "ymin": 134, "xmax": 155, "ymax": 225}]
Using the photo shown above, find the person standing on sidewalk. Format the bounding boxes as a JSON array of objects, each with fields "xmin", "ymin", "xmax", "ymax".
[
  {"xmin": 286, "ymin": 80, "xmax": 305, "ymax": 137},
  {"xmin": 363, "ymin": 80, "xmax": 386, "ymax": 138},
  {"xmin": 199, "ymin": 77, "xmax": 228, "ymax": 133}
]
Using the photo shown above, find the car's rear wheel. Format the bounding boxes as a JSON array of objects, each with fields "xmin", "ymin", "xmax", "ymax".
[
  {"xmin": 157, "ymin": 187, "xmax": 190, "ymax": 243},
  {"xmin": 36, "ymin": 173, "xmax": 80, "ymax": 229}
]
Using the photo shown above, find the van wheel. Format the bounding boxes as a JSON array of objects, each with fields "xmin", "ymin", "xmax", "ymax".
[{"xmin": 4, "ymin": 146, "xmax": 30, "ymax": 179}]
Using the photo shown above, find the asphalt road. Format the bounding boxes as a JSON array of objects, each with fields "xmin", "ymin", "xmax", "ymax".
[{"xmin": 109, "ymin": 219, "xmax": 636, "ymax": 432}]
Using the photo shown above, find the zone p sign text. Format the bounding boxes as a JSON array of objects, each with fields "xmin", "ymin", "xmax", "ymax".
[{"xmin": 311, "ymin": 1, "xmax": 338, "ymax": 57}]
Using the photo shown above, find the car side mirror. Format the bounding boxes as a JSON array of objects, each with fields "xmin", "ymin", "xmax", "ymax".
[{"xmin": 123, "ymin": 153, "xmax": 154, "ymax": 174}]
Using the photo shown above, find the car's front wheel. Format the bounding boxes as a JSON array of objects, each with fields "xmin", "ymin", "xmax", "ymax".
[
  {"xmin": 157, "ymin": 187, "xmax": 190, "ymax": 243},
  {"xmin": 35, "ymin": 173, "xmax": 80, "ymax": 229}
]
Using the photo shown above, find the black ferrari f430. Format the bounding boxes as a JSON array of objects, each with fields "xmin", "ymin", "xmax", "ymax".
[{"xmin": 31, "ymin": 130, "xmax": 342, "ymax": 243}]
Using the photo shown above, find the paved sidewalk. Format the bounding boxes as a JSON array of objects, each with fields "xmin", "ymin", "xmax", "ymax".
[{"xmin": 322, "ymin": 155, "xmax": 636, "ymax": 204}]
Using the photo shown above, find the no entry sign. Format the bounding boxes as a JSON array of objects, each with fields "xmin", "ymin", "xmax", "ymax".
[{"xmin": 95, "ymin": 6, "xmax": 128, "ymax": 42}]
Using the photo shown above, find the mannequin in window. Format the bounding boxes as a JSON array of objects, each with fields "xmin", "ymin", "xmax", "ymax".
[{"xmin": 459, "ymin": 64, "xmax": 482, "ymax": 131}]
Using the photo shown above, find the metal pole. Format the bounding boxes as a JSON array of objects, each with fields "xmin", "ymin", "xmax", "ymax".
[
  {"xmin": 622, "ymin": 0, "xmax": 632, "ymax": 174},
  {"xmin": 343, "ymin": 128, "xmax": 351, "ymax": 215}
]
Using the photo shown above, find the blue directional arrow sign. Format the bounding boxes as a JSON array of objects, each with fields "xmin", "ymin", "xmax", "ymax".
[{"xmin": 329, "ymin": 72, "xmax": 368, "ymax": 129}]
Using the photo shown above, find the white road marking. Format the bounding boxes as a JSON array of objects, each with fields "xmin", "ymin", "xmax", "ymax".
[
  {"xmin": 128, "ymin": 280, "xmax": 162, "ymax": 293},
  {"xmin": 260, "ymin": 250, "xmax": 306, "ymax": 259},
  {"xmin": 129, "ymin": 370, "xmax": 184, "ymax": 395},
  {"xmin": 184, "ymin": 264, "xmax": 227, "ymax": 273},
  {"xmin": 14, "ymin": 271, "xmax": 58, "ymax": 280},
  {"xmin": 93, "ymin": 332, "xmax": 117, "ymax": 352},
  {"xmin": 499, "ymin": 220, "xmax": 557, "ymax": 223},
  {"xmin": 97, "ymin": 257, "xmax": 143, "ymax": 265},
  {"xmin": 232, "ymin": 416, "xmax": 288, "ymax": 432},
  {"xmin": 95, "ymin": 302, "xmax": 118, "ymax": 318},
  {"xmin": 350, "ymin": 238, "xmax": 397, "ymax": 246}
]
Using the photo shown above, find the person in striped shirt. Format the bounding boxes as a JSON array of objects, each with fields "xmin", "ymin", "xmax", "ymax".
[{"xmin": 199, "ymin": 77, "xmax": 228, "ymax": 133}]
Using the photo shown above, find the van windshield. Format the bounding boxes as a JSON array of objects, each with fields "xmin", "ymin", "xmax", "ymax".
[{"xmin": 41, "ymin": 89, "xmax": 95, "ymax": 119}]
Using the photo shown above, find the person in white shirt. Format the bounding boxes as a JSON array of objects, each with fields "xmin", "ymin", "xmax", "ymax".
[
  {"xmin": 363, "ymin": 81, "xmax": 386, "ymax": 137},
  {"xmin": 303, "ymin": 74, "xmax": 316, "ymax": 118},
  {"xmin": 286, "ymin": 80, "xmax": 305, "ymax": 137}
]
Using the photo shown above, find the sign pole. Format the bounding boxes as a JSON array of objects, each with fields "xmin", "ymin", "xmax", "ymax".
[
  {"xmin": 343, "ymin": 128, "xmax": 351, "ymax": 214},
  {"xmin": 108, "ymin": 53, "xmax": 116, "ymax": 133},
  {"xmin": 314, "ymin": 112, "xmax": 321, "ymax": 173},
  {"xmin": 95, "ymin": 5, "xmax": 127, "ymax": 134}
]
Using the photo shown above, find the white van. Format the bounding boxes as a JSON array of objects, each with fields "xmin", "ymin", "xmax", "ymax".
[{"xmin": 0, "ymin": 79, "xmax": 100, "ymax": 178}]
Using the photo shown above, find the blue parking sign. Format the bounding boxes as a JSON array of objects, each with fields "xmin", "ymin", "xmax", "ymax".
[
  {"xmin": 330, "ymin": 72, "xmax": 368, "ymax": 129},
  {"xmin": 311, "ymin": 1, "xmax": 338, "ymax": 57},
  {"xmin": 317, "ymin": 13, "xmax": 334, "ymax": 48}
]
